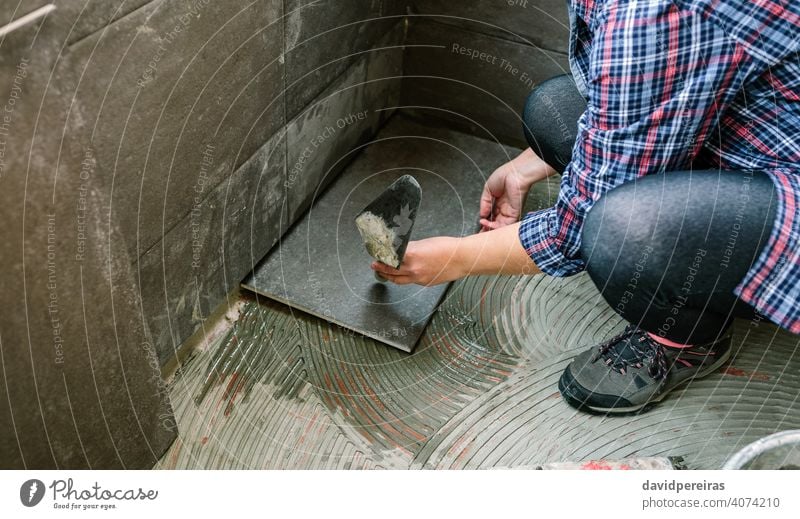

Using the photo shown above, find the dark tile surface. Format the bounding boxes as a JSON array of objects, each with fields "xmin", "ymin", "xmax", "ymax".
[
  {"xmin": 62, "ymin": 0, "xmax": 285, "ymax": 259},
  {"xmin": 0, "ymin": 11, "xmax": 175, "ymax": 469},
  {"xmin": 243, "ymin": 115, "xmax": 519, "ymax": 352},
  {"xmin": 284, "ymin": 0, "xmax": 405, "ymax": 119},
  {"xmin": 136, "ymin": 130, "xmax": 287, "ymax": 365},
  {"xmin": 402, "ymin": 18, "xmax": 570, "ymax": 147},
  {"xmin": 407, "ymin": 0, "xmax": 570, "ymax": 53},
  {"xmin": 61, "ymin": 0, "xmax": 155, "ymax": 45},
  {"xmin": 285, "ymin": 25, "xmax": 404, "ymax": 223}
]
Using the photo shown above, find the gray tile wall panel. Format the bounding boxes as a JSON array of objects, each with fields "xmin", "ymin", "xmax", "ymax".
[
  {"xmin": 63, "ymin": 0, "xmax": 285, "ymax": 260},
  {"xmin": 407, "ymin": 0, "xmax": 569, "ymax": 52},
  {"xmin": 286, "ymin": 23, "xmax": 404, "ymax": 222},
  {"xmin": 284, "ymin": 0, "xmax": 405, "ymax": 119},
  {"xmin": 402, "ymin": 18, "xmax": 569, "ymax": 147}
]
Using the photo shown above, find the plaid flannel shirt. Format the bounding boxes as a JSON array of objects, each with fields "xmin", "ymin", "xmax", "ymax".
[{"xmin": 519, "ymin": 0, "xmax": 800, "ymax": 334}]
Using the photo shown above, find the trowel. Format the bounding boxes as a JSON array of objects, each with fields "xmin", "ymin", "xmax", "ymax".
[{"xmin": 355, "ymin": 175, "xmax": 422, "ymax": 281}]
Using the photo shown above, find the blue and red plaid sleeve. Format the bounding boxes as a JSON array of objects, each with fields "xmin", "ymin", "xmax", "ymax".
[{"xmin": 519, "ymin": 0, "xmax": 755, "ymax": 276}]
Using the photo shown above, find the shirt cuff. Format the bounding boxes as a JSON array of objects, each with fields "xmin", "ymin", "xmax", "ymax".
[{"xmin": 518, "ymin": 207, "xmax": 586, "ymax": 277}]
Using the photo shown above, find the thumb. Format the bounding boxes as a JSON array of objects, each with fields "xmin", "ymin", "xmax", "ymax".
[
  {"xmin": 479, "ymin": 171, "xmax": 505, "ymax": 218},
  {"xmin": 479, "ymin": 185, "xmax": 495, "ymax": 219}
]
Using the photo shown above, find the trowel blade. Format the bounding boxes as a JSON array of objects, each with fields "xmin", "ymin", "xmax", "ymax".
[{"xmin": 355, "ymin": 174, "xmax": 422, "ymax": 271}]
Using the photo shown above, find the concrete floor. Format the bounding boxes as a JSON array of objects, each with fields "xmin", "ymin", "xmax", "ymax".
[{"xmin": 156, "ymin": 121, "xmax": 800, "ymax": 470}]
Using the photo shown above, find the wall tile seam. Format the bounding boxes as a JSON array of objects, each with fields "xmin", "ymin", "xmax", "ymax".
[
  {"xmin": 284, "ymin": 12, "xmax": 408, "ymax": 54},
  {"xmin": 66, "ymin": 0, "xmax": 160, "ymax": 49},
  {"xmin": 405, "ymin": 14, "xmax": 569, "ymax": 56},
  {"xmin": 284, "ymin": 17, "xmax": 407, "ymax": 119},
  {"xmin": 131, "ymin": 128, "xmax": 287, "ymax": 265},
  {"xmin": 133, "ymin": 19, "xmax": 405, "ymax": 265}
]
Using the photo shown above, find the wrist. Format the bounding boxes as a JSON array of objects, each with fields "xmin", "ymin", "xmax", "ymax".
[{"xmin": 513, "ymin": 148, "xmax": 558, "ymax": 185}]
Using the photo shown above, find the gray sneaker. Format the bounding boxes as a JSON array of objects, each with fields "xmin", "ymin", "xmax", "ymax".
[{"xmin": 558, "ymin": 325, "xmax": 732, "ymax": 414}]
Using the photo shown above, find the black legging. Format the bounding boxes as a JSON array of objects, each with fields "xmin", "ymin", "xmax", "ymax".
[{"xmin": 522, "ymin": 75, "xmax": 779, "ymax": 345}]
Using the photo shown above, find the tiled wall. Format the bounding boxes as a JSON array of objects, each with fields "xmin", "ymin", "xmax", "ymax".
[
  {"xmin": 402, "ymin": 0, "xmax": 571, "ymax": 147},
  {"xmin": 0, "ymin": 0, "xmax": 181, "ymax": 469},
  {"xmin": 5, "ymin": 1, "xmax": 570, "ymax": 370},
  {"xmin": 118, "ymin": 0, "xmax": 569, "ymax": 365},
  {"xmin": 55, "ymin": 0, "xmax": 404, "ymax": 365}
]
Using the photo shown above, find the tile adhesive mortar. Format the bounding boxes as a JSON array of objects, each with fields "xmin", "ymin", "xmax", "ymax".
[{"xmin": 157, "ymin": 273, "xmax": 800, "ymax": 469}]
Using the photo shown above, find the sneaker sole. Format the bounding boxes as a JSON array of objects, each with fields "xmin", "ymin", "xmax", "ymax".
[{"xmin": 558, "ymin": 345, "xmax": 733, "ymax": 416}]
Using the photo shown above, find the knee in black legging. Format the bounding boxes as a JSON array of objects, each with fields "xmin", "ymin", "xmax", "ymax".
[
  {"xmin": 579, "ymin": 171, "xmax": 777, "ymax": 343},
  {"xmin": 521, "ymin": 74, "xmax": 586, "ymax": 172},
  {"xmin": 579, "ymin": 180, "xmax": 701, "ymax": 337},
  {"xmin": 580, "ymin": 180, "xmax": 655, "ymax": 301}
]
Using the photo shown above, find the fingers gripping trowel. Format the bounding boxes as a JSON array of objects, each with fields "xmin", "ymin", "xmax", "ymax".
[{"xmin": 355, "ymin": 175, "xmax": 422, "ymax": 281}]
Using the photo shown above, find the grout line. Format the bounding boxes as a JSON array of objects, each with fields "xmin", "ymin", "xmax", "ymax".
[
  {"xmin": 138, "ymin": 14, "xmax": 404, "ymax": 266},
  {"xmin": 284, "ymin": 16, "xmax": 407, "ymax": 121},
  {"xmin": 66, "ymin": 0, "xmax": 160, "ymax": 48},
  {"xmin": 406, "ymin": 15, "xmax": 569, "ymax": 56}
]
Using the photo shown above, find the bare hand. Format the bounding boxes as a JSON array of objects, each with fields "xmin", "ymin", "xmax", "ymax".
[
  {"xmin": 479, "ymin": 148, "xmax": 557, "ymax": 232},
  {"xmin": 370, "ymin": 237, "xmax": 463, "ymax": 286}
]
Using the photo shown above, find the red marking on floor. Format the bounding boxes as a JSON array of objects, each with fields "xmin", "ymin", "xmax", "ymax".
[
  {"xmin": 581, "ymin": 460, "xmax": 631, "ymax": 470},
  {"xmin": 222, "ymin": 372, "xmax": 245, "ymax": 417},
  {"xmin": 299, "ymin": 410, "xmax": 319, "ymax": 446},
  {"xmin": 721, "ymin": 366, "xmax": 771, "ymax": 381},
  {"xmin": 582, "ymin": 460, "xmax": 613, "ymax": 470},
  {"xmin": 321, "ymin": 372, "xmax": 348, "ymax": 417},
  {"xmin": 454, "ymin": 438, "xmax": 474, "ymax": 466},
  {"xmin": 169, "ymin": 438, "xmax": 183, "ymax": 467},
  {"xmin": 223, "ymin": 372, "xmax": 240, "ymax": 399}
]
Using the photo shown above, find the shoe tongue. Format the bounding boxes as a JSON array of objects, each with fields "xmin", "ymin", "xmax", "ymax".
[
  {"xmin": 607, "ymin": 334, "xmax": 652, "ymax": 367},
  {"xmin": 616, "ymin": 338, "xmax": 645, "ymax": 362}
]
